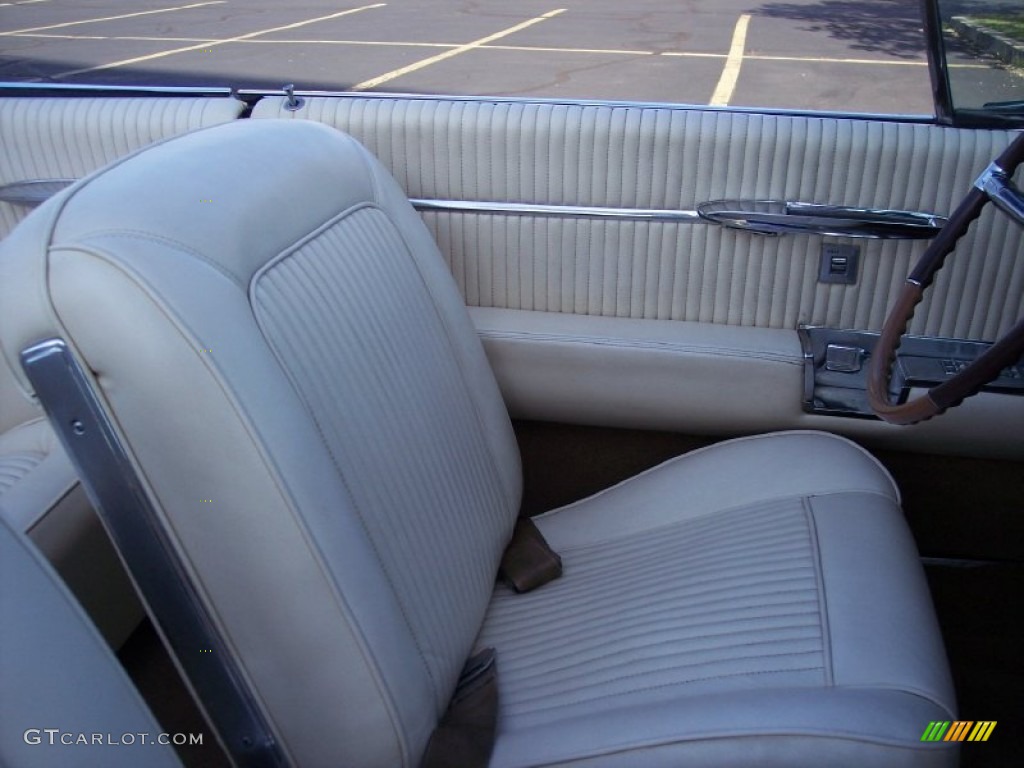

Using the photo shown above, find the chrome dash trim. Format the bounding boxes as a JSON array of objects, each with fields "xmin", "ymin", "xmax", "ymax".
[
  {"xmin": 974, "ymin": 161, "xmax": 1008, "ymax": 194},
  {"xmin": 975, "ymin": 160, "xmax": 1024, "ymax": 226},
  {"xmin": 20, "ymin": 339, "xmax": 287, "ymax": 768},
  {"xmin": 0, "ymin": 179, "xmax": 75, "ymax": 207},
  {"xmin": 411, "ymin": 198, "xmax": 701, "ymax": 221}
]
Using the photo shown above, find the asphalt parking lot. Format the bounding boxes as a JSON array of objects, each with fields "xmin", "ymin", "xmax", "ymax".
[{"xmin": 0, "ymin": 0, "xmax": 1007, "ymax": 115}]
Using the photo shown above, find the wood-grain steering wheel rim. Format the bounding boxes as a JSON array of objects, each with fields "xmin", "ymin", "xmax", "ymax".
[{"xmin": 867, "ymin": 133, "xmax": 1024, "ymax": 425}]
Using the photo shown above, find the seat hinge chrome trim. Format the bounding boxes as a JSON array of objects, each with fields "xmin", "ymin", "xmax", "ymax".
[
  {"xmin": 20, "ymin": 339, "xmax": 288, "ymax": 768},
  {"xmin": 411, "ymin": 198, "xmax": 701, "ymax": 222}
]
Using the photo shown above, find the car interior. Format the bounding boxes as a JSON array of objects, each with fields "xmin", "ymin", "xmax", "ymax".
[{"xmin": 0, "ymin": 2, "xmax": 1022, "ymax": 767}]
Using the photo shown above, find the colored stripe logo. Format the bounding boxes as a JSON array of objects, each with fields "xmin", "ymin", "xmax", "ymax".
[{"xmin": 921, "ymin": 721, "xmax": 997, "ymax": 742}]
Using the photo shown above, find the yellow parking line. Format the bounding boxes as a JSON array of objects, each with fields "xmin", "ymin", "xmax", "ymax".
[
  {"xmin": 51, "ymin": 4, "xmax": 387, "ymax": 78},
  {"xmin": 709, "ymin": 13, "xmax": 751, "ymax": 106},
  {"xmin": 0, "ymin": 2, "xmax": 226, "ymax": 36},
  {"xmin": 351, "ymin": 8, "xmax": 567, "ymax": 91}
]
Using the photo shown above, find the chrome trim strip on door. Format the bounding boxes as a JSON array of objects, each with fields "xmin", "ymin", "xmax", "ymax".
[
  {"xmin": 0, "ymin": 179, "xmax": 75, "ymax": 207},
  {"xmin": 20, "ymin": 339, "xmax": 287, "ymax": 768},
  {"xmin": 411, "ymin": 198, "xmax": 946, "ymax": 238},
  {"xmin": 412, "ymin": 198, "xmax": 702, "ymax": 221}
]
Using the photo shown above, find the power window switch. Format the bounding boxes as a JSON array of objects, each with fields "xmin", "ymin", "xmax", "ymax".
[{"xmin": 819, "ymin": 244, "xmax": 859, "ymax": 284}]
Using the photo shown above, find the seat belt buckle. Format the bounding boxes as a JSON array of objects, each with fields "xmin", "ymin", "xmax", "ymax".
[{"xmin": 499, "ymin": 517, "xmax": 562, "ymax": 593}]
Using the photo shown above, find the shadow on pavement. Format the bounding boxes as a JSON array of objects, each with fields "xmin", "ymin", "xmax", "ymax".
[{"xmin": 754, "ymin": 0, "xmax": 927, "ymax": 59}]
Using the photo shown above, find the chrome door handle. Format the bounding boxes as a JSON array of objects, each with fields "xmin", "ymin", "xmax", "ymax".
[{"xmin": 697, "ymin": 200, "xmax": 947, "ymax": 239}]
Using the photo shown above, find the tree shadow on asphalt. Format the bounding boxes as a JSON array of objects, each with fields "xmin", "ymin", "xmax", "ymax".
[{"xmin": 753, "ymin": 0, "xmax": 927, "ymax": 59}]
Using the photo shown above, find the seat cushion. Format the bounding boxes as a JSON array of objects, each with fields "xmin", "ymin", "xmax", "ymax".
[{"xmin": 480, "ymin": 431, "xmax": 958, "ymax": 767}]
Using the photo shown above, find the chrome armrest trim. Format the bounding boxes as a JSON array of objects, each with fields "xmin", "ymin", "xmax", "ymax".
[{"xmin": 411, "ymin": 198, "xmax": 701, "ymax": 221}]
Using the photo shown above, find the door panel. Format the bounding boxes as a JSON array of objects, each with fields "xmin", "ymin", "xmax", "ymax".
[
  {"xmin": 254, "ymin": 96, "xmax": 1023, "ymax": 340},
  {"xmin": 252, "ymin": 95, "xmax": 1024, "ymax": 458},
  {"xmin": 0, "ymin": 96, "xmax": 245, "ymax": 241}
]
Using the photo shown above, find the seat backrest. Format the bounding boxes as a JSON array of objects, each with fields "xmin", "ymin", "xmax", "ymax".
[
  {"xmin": 0, "ymin": 514, "xmax": 182, "ymax": 768},
  {"xmin": 0, "ymin": 120, "xmax": 522, "ymax": 766}
]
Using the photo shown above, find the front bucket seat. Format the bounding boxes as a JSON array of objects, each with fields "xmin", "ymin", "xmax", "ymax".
[
  {"xmin": 0, "ymin": 119, "xmax": 957, "ymax": 767},
  {"xmin": 0, "ymin": 514, "xmax": 181, "ymax": 768}
]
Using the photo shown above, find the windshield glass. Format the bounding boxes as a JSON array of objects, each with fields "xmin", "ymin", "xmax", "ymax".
[{"xmin": 2, "ymin": 0, "xmax": 938, "ymax": 117}]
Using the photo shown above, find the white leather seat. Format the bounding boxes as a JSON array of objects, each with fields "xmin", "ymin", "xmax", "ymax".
[
  {"xmin": 483, "ymin": 432, "xmax": 953, "ymax": 766},
  {"xmin": 0, "ymin": 513, "xmax": 181, "ymax": 768},
  {"xmin": 0, "ymin": 120, "xmax": 958, "ymax": 767}
]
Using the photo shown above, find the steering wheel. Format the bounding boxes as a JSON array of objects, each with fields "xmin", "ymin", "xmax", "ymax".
[{"xmin": 868, "ymin": 132, "xmax": 1024, "ymax": 425}]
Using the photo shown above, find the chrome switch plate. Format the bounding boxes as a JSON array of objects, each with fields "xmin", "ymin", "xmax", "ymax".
[{"xmin": 819, "ymin": 243, "xmax": 859, "ymax": 284}]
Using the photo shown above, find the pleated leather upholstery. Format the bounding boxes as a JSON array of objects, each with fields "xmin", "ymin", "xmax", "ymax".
[
  {"xmin": 0, "ymin": 96, "xmax": 244, "ymax": 239},
  {"xmin": 0, "ymin": 119, "xmax": 521, "ymax": 766},
  {"xmin": 481, "ymin": 499, "xmax": 827, "ymax": 728},
  {"xmin": 0, "ymin": 450, "xmax": 44, "ymax": 496},
  {"xmin": 0, "ymin": 120, "xmax": 958, "ymax": 767},
  {"xmin": 254, "ymin": 96, "xmax": 1023, "ymax": 340},
  {"xmin": 0, "ymin": 418, "xmax": 78, "ymax": 532},
  {"xmin": 478, "ymin": 432, "xmax": 957, "ymax": 767},
  {"xmin": 253, "ymin": 206, "xmax": 515, "ymax": 696}
]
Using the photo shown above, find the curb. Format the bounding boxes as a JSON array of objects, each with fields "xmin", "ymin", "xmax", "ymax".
[{"xmin": 950, "ymin": 15, "xmax": 1024, "ymax": 69}]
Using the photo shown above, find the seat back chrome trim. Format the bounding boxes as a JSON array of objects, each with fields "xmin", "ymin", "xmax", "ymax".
[
  {"xmin": 20, "ymin": 338, "xmax": 288, "ymax": 768},
  {"xmin": 0, "ymin": 180, "xmax": 75, "ymax": 208}
]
